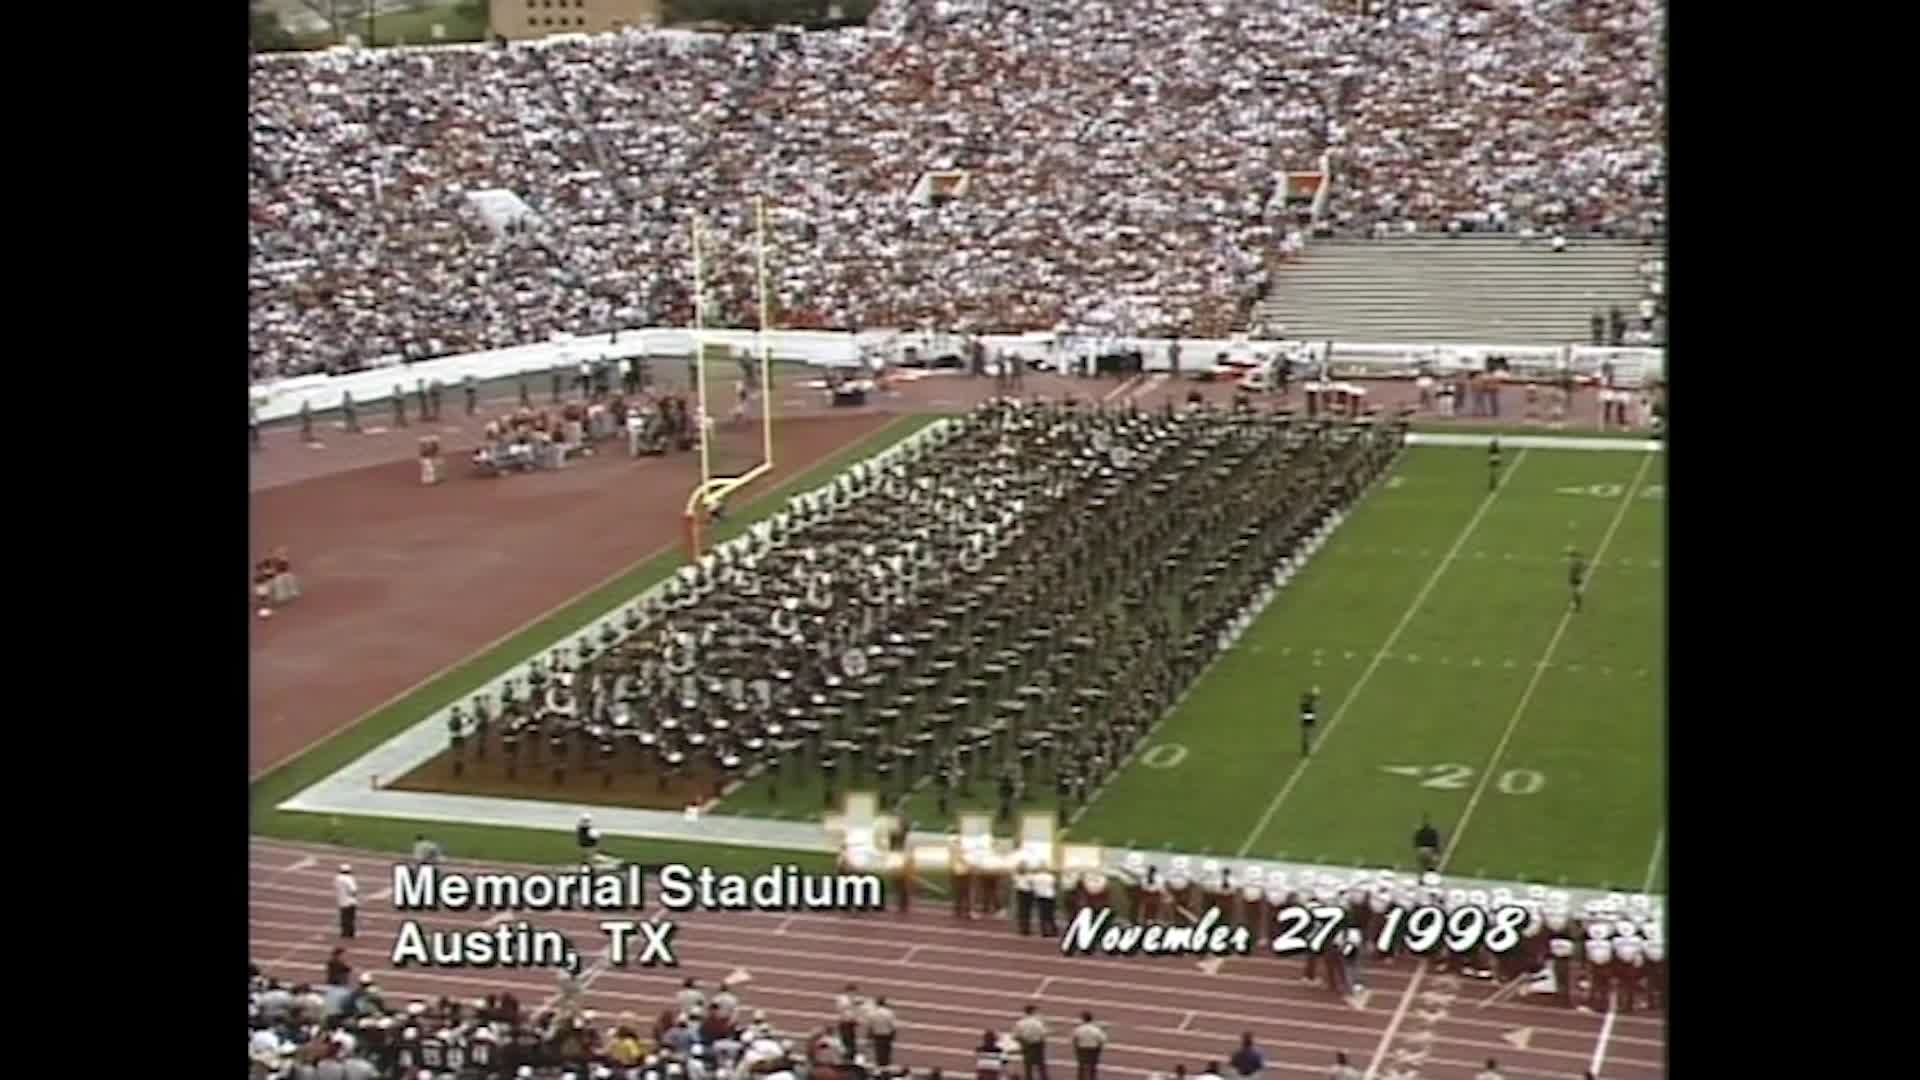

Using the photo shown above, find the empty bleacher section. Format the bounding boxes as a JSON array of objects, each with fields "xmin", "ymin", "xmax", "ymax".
[{"xmin": 1253, "ymin": 236, "xmax": 1654, "ymax": 346}]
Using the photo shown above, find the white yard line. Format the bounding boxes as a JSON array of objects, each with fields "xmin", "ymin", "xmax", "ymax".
[
  {"xmin": 1439, "ymin": 452, "xmax": 1655, "ymax": 869},
  {"xmin": 1234, "ymin": 451, "xmax": 1532, "ymax": 858},
  {"xmin": 1639, "ymin": 827, "xmax": 1666, "ymax": 893},
  {"xmin": 1589, "ymin": 992, "xmax": 1620, "ymax": 1076},
  {"xmin": 1362, "ymin": 963, "xmax": 1427, "ymax": 1080}
]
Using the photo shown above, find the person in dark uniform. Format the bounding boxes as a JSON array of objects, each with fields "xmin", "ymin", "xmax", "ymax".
[
  {"xmin": 1488, "ymin": 437, "xmax": 1502, "ymax": 492},
  {"xmin": 341, "ymin": 391, "xmax": 359, "ymax": 433},
  {"xmin": 519, "ymin": 373, "xmax": 533, "ymax": 408},
  {"xmin": 465, "ymin": 374, "xmax": 479, "ymax": 415},
  {"xmin": 551, "ymin": 367, "xmax": 565, "ymax": 404},
  {"xmin": 1568, "ymin": 549, "xmax": 1587, "ymax": 612},
  {"xmin": 299, "ymin": 399, "xmax": 314, "ymax": 442},
  {"xmin": 1299, "ymin": 686, "xmax": 1320, "ymax": 756},
  {"xmin": 325, "ymin": 947, "xmax": 351, "ymax": 988},
  {"xmin": 1412, "ymin": 816, "xmax": 1441, "ymax": 872},
  {"xmin": 996, "ymin": 767, "xmax": 1018, "ymax": 823},
  {"xmin": 392, "ymin": 384, "xmax": 408, "ymax": 427},
  {"xmin": 576, "ymin": 813, "xmax": 599, "ymax": 858},
  {"xmin": 428, "ymin": 379, "xmax": 444, "ymax": 420},
  {"xmin": 248, "ymin": 401, "xmax": 260, "ymax": 451},
  {"xmin": 415, "ymin": 379, "xmax": 430, "ymax": 419}
]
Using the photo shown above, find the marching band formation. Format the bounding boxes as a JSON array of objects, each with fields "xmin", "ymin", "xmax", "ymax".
[{"xmin": 436, "ymin": 398, "xmax": 1407, "ymax": 822}]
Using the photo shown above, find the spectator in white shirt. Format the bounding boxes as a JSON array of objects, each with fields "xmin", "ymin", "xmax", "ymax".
[
  {"xmin": 1070, "ymin": 1012, "xmax": 1106, "ymax": 1080},
  {"xmin": 677, "ymin": 978, "xmax": 706, "ymax": 1019},
  {"xmin": 866, "ymin": 996, "xmax": 898, "ymax": 1067},
  {"xmin": 334, "ymin": 863, "xmax": 358, "ymax": 939},
  {"xmin": 834, "ymin": 983, "xmax": 865, "ymax": 1056},
  {"xmin": 1012, "ymin": 1004, "xmax": 1049, "ymax": 1080}
]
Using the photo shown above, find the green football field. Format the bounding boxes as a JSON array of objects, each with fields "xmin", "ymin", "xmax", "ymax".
[{"xmin": 715, "ymin": 443, "xmax": 1666, "ymax": 893}]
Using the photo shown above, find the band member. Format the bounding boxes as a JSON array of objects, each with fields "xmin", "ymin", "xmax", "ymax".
[
  {"xmin": 1014, "ymin": 863, "xmax": 1037, "ymax": 936},
  {"xmin": 1033, "ymin": 865, "xmax": 1060, "ymax": 937},
  {"xmin": 1583, "ymin": 936, "xmax": 1614, "ymax": 1011},
  {"xmin": 1547, "ymin": 937, "xmax": 1576, "ymax": 1007},
  {"xmin": 1134, "ymin": 865, "xmax": 1167, "ymax": 922},
  {"xmin": 1299, "ymin": 686, "xmax": 1320, "ymax": 756},
  {"xmin": 1238, "ymin": 873, "xmax": 1267, "ymax": 937},
  {"xmin": 1412, "ymin": 817, "xmax": 1441, "ymax": 872}
]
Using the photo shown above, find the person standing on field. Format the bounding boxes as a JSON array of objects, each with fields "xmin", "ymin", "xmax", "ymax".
[
  {"xmin": 335, "ymin": 863, "xmax": 359, "ymax": 939},
  {"xmin": 1070, "ymin": 1012, "xmax": 1106, "ymax": 1080}
]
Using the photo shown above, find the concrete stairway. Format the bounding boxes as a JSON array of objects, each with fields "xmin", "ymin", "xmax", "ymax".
[{"xmin": 1253, "ymin": 235, "xmax": 1653, "ymax": 345}]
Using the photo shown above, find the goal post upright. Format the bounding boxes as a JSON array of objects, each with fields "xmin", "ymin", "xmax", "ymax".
[
  {"xmin": 678, "ymin": 197, "xmax": 778, "ymax": 562},
  {"xmin": 690, "ymin": 210, "xmax": 713, "ymax": 492}
]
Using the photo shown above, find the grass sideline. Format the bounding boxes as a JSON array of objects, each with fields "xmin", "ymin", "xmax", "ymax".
[{"xmin": 249, "ymin": 413, "xmax": 940, "ymax": 871}]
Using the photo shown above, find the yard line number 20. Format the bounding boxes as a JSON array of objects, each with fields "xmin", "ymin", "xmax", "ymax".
[{"xmin": 1419, "ymin": 764, "xmax": 1545, "ymax": 795}]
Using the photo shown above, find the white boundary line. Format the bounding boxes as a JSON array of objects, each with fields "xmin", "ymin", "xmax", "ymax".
[
  {"xmin": 1234, "ymin": 450, "xmax": 1532, "ymax": 857},
  {"xmin": 1588, "ymin": 992, "xmax": 1621, "ymax": 1076},
  {"xmin": 1640, "ymin": 827, "xmax": 1666, "ymax": 893},
  {"xmin": 1438, "ymin": 451, "xmax": 1655, "ymax": 869}
]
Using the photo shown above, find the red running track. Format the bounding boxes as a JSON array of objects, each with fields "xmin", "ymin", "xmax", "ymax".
[{"xmin": 249, "ymin": 841, "xmax": 1663, "ymax": 1079}]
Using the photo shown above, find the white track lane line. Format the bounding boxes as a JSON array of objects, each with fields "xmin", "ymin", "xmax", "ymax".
[
  {"xmin": 1362, "ymin": 963, "xmax": 1427, "ymax": 1079},
  {"xmin": 1589, "ymin": 991, "xmax": 1620, "ymax": 1076},
  {"xmin": 1439, "ymin": 452, "xmax": 1655, "ymax": 869},
  {"xmin": 1235, "ymin": 450, "xmax": 1533, "ymax": 857}
]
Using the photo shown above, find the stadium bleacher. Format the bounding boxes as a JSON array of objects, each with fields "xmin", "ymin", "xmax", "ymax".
[{"xmin": 248, "ymin": 0, "xmax": 1665, "ymax": 382}]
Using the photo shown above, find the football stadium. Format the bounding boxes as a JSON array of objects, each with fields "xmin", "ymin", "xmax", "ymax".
[{"xmin": 249, "ymin": 3, "xmax": 1667, "ymax": 1078}]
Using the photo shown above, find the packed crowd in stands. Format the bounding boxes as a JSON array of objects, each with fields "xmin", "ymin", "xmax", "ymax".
[
  {"xmin": 247, "ymin": 964, "xmax": 916, "ymax": 1080},
  {"xmin": 249, "ymin": 0, "xmax": 1665, "ymax": 380}
]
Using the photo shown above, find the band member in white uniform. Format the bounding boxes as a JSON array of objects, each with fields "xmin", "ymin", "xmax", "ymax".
[{"xmin": 1032, "ymin": 866, "xmax": 1059, "ymax": 937}]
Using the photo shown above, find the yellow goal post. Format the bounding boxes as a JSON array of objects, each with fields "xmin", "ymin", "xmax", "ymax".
[{"xmin": 682, "ymin": 196, "xmax": 777, "ymax": 559}]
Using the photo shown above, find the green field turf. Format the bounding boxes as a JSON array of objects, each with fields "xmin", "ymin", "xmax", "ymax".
[{"xmin": 716, "ymin": 444, "xmax": 1666, "ymax": 891}]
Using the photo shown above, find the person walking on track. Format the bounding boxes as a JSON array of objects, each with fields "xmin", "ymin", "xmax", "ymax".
[{"xmin": 335, "ymin": 863, "xmax": 359, "ymax": 939}]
